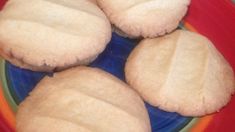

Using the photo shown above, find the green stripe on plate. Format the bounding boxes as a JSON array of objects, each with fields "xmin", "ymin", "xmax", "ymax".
[
  {"xmin": 0, "ymin": 58, "xmax": 18, "ymax": 112},
  {"xmin": 180, "ymin": 118, "xmax": 199, "ymax": 132}
]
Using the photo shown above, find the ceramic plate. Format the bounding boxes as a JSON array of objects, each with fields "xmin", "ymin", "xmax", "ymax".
[{"xmin": 0, "ymin": 0, "xmax": 235, "ymax": 132}]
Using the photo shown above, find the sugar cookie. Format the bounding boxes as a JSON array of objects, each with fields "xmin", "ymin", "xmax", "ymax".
[
  {"xmin": 97, "ymin": 0, "xmax": 190, "ymax": 38},
  {"xmin": 0, "ymin": 0, "xmax": 111, "ymax": 72},
  {"xmin": 125, "ymin": 30, "xmax": 235, "ymax": 116},
  {"xmin": 17, "ymin": 67, "xmax": 151, "ymax": 132}
]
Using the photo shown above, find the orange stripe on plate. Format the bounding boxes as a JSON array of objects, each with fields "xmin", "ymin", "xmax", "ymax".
[
  {"xmin": 190, "ymin": 115, "xmax": 214, "ymax": 132},
  {"xmin": 183, "ymin": 21, "xmax": 198, "ymax": 32},
  {"xmin": 0, "ymin": 82, "xmax": 16, "ymax": 130}
]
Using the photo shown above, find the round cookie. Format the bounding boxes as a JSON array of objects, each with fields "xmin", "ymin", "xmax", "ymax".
[
  {"xmin": 0, "ymin": 0, "xmax": 111, "ymax": 72},
  {"xmin": 17, "ymin": 67, "xmax": 151, "ymax": 132},
  {"xmin": 97, "ymin": 0, "xmax": 191, "ymax": 38},
  {"xmin": 125, "ymin": 30, "xmax": 235, "ymax": 116}
]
